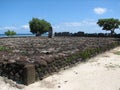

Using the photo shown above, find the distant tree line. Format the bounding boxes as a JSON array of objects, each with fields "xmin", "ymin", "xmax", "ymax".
[
  {"xmin": 4, "ymin": 18, "xmax": 119, "ymax": 38},
  {"xmin": 55, "ymin": 18, "xmax": 120, "ymax": 38},
  {"xmin": 54, "ymin": 31, "xmax": 120, "ymax": 38}
]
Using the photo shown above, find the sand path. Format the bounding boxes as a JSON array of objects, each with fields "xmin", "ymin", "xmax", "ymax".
[{"xmin": 0, "ymin": 47, "xmax": 120, "ymax": 90}]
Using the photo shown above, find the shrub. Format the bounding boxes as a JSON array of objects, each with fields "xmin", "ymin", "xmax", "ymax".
[{"xmin": 5, "ymin": 30, "xmax": 16, "ymax": 36}]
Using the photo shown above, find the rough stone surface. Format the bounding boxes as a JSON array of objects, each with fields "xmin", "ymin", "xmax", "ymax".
[
  {"xmin": 23, "ymin": 64, "xmax": 35, "ymax": 85},
  {"xmin": 0, "ymin": 37, "xmax": 120, "ymax": 85}
]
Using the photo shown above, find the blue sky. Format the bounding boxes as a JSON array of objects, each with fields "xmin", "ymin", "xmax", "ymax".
[{"xmin": 0, "ymin": 0, "xmax": 120, "ymax": 34}]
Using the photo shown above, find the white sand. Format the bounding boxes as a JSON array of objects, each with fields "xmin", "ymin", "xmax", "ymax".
[{"xmin": 1, "ymin": 47, "xmax": 120, "ymax": 90}]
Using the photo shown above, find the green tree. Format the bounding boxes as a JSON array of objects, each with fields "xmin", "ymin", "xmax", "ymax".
[
  {"xmin": 5, "ymin": 30, "xmax": 16, "ymax": 36},
  {"xmin": 29, "ymin": 18, "xmax": 51, "ymax": 36},
  {"xmin": 97, "ymin": 18, "xmax": 120, "ymax": 35}
]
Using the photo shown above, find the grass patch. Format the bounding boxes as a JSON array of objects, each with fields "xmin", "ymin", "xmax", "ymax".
[
  {"xmin": 114, "ymin": 51, "xmax": 120, "ymax": 55},
  {"xmin": 0, "ymin": 46, "xmax": 9, "ymax": 51}
]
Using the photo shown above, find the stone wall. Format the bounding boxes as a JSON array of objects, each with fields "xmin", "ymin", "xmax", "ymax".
[
  {"xmin": 0, "ymin": 41, "xmax": 119, "ymax": 85},
  {"xmin": 0, "ymin": 37, "xmax": 120, "ymax": 85}
]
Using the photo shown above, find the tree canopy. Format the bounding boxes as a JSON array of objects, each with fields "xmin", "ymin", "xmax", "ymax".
[
  {"xmin": 29, "ymin": 18, "xmax": 51, "ymax": 36},
  {"xmin": 97, "ymin": 18, "xmax": 120, "ymax": 35},
  {"xmin": 5, "ymin": 30, "xmax": 16, "ymax": 36}
]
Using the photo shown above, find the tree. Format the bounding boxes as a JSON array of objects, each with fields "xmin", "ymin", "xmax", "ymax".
[
  {"xmin": 97, "ymin": 18, "xmax": 120, "ymax": 35},
  {"xmin": 29, "ymin": 18, "xmax": 51, "ymax": 36},
  {"xmin": 5, "ymin": 30, "xmax": 16, "ymax": 36}
]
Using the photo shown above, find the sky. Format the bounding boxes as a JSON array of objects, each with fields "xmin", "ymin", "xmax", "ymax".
[{"xmin": 0, "ymin": 0, "xmax": 120, "ymax": 34}]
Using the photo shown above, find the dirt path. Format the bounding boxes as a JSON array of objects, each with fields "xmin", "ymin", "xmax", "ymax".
[{"xmin": 1, "ymin": 47, "xmax": 120, "ymax": 90}]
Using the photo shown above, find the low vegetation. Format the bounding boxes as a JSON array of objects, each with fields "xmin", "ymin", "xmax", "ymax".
[
  {"xmin": 5, "ymin": 30, "xmax": 16, "ymax": 36},
  {"xmin": 114, "ymin": 51, "xmax": 120, "ymax": 55},
  {"xmin": 0, "ymin": 46, "xmax": 9, "ymax": 51}
]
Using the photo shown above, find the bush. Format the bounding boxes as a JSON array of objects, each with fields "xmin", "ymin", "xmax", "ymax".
[{"xmin": 5, "ymin": 30, "xmax": 16, "ymax": 36}]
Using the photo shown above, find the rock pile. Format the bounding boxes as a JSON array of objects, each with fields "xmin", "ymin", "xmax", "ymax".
[{"xmin": 0, "ymin": 37, "xmax": 120, "ymax": 85}]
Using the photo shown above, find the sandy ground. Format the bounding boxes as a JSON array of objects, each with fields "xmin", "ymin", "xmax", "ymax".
[{"xmin": 0, "ymin": 47, "xmax": 120, "ymax": 90}]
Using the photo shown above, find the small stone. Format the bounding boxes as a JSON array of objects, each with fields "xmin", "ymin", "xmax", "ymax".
[
  {"xmin": 41, "ymin": 50, "xmax": 50, "ymax": 54},
  {"xmin": 13, "ymin": 50, "xmax": 20, "ymax": 53},
  {"xmin": 64, "ymin": 81, "xmax": 68, "ymax": 83},
  {"xmin": 9, "ymin": 59, "xmax": 16, "ymax": 63},
  {"xmin": 15, "ymin": 84, "xmax": 25, "ymax": 89},
  {"xmin": 58, "ymin": 86, "xmax": 61, "ymax": 88}
]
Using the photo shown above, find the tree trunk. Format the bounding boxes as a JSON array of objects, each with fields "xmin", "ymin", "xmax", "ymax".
[
  {"xmin": 36, "ymin": 32, "xmax": 41, "ymax": 36},
  {"xmin": 111, "ymin": 29, "xmax": 115, "ymax": 35}
]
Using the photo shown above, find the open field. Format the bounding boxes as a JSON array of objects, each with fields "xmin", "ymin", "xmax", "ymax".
[{"xmin": 0, "ymin": 37, "xmax": 120, "ymax": 85}]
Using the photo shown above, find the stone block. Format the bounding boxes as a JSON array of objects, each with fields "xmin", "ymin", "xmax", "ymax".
[
  {"xmin": 23, "ymin": 64, "xmax": 35, "ymax": 85},
  {"xmin": 48, "ymin": 27, "xmax": 53, "ymax": 38}
]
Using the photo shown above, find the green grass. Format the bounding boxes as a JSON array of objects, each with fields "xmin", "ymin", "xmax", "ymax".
[
  {"xmin": 114, "ymin": 51, "xmax": 120, "ymax": 55},
  {"xmin": 0, "ymin": 46, "xmax": 9, "ymax": 51}
]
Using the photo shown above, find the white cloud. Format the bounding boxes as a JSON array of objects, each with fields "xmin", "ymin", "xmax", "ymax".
[
  {"xmin": 0, "ymin": 25, "xmax": 30, "ymax": 34},
  {"xmin": 53, "ymin": 19, "xmax": 98, "ymax": 33},
  {"xmin": 63, "ymin": 22, "xmax": 82, "ymax": 27},
  {"xmin": 53, "ymin": 20, "xmax": 95, "ymax": 31},
  {"xmin": 21, "ymin": 25, "xmax": 29, "ymax": 30},
  {"xmin": 94, "ymin": 7, "xmax": 107, "ymax": 15},
  {"xmin": 81, "ymin": 19, "xmax": 96, "ymax": 26},
  {"xmin": 62, "ymin": 19, "xmax": 96, "ymax": 27},
  {"xmin": 0, "ymin": 24, "xmax": 30, "ymax": 30},
  {"xmin": 2, "ymin": 26, "xmax": 17, "ymax": 30}
]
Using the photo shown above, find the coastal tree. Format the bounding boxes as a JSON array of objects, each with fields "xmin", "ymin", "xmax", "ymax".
[
  {"xmin": 97, "ymin": 18, "xmax": 120, "ymax": 35},
  {"xmin": 29, "ymin": 18, "xmax": 52, "ymax": 36},
  {"xmin": 5, "ymin": 30, "xmax": 16, "ymax": 36}
]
